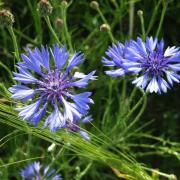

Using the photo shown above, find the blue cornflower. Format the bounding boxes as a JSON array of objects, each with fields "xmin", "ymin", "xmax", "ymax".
[
  {"xmin": 103, "ymin": 37, "xmax": 180, "ymax": 93},
  {"xmin": 102, "ymin": 41, "xmax": 129, "ymax": 77},
  {"xmin": 124, "ymin": 37, "xmax": 180, "ymax": 93},
  {"xmin": 20, "ymin": 161, "xmax": 62, "ymax": 180},
  {"xmin": 9, "ymin": 45, "xmax": 96, "ymax": 132}
]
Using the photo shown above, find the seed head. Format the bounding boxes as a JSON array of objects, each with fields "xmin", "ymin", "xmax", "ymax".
[
  {"xmin": 0, "ymin": 9, "xmax": 14, "ymax": 27},
  {"xmin": 37, "ymin": 0, "xmax": 53, "ymax": 16}
]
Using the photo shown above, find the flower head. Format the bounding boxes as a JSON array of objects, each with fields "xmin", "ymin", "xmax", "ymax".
[
  {"xmin": 102, "ymin": 41, "xmax": 129, "ymax": 77},
  {"xmin": 9, "ymin": 45, "xmax": 95, "ymax": 132},
  {"xmin": 125, "ymin": 37, "xmax": 180, "ymax": 93},
  {"xmin": 0, "ymin": 9, "xmax": 14, "ymax": 27},
  {"xmin": 103, "ymin": 37, "xmax": 180, "ymax": 93},
  {"xmin": 20, "ymin": 161, "xmax": 62, "ymax": 180}
]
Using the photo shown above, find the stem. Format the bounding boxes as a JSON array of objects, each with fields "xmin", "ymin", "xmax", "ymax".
[
  {"xmin": 138, "ymin": 11, "xmax": 146, "ymax": 40},
  {"xmin": 0, "ymin": 61, "xmax": 15, "ymax": 83},
  {"xmin": 44, "ymin": 16, "xmax": 62, "ymax": 45},
  {"xmin": 96, "ymin": 8, "xmax": 116, "ymax": 43},
  {"xmin": 14, "ymin": 28, "xmax": 38, "ymax": 45},
  {"xmin": 120, "ymin": 92, "xmax": 147, "ymax": 138},
  {"xmin": 75, "ymin": 162, "xmax": 92, "ymax": 180},
  {"xmin": 129, "ymin": 1, "xmax": 134, "ymax": 38},
  {"xmin": 61, "ymin": 7, "xmax": 74, "ymax": 52},
  {"xmin": 121, "ymin": 78, "xmax": 127, "ymax": 102},
  {"xmin": 146, "ymin": 0, "xmax": 162, "ymax": 35},
  {"xmin": 7, "ymin": 26, "xmax": 20, "ymax": 62},
  {"xmin": 125, "ymin": 93, "xmax": 147, "ymax": 133},
  {"xmin": 126, "ymin": 93, "xmax": 145, "ymax": 120},
  {"xmin": 142, "ymin": 167, "xmax": 177, "ymax": 180},
  {"xmin": 156, "ymin": 0, "xmax": 167, "ymax": 38},
  {"xmin": 128, "ymin": 86, "xmax": 138, "ymax": 110}
]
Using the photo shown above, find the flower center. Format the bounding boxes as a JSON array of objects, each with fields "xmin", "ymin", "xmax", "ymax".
[
  {"xmin": 144, "ymin": 53, "xmax": 167, "ymax": 76},
  {"xmin": 40, "ymin": 70, "xmax": 69, "ymax": 98}
]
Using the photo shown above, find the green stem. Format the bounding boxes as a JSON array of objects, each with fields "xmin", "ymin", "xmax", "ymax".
[
  {"xmin": 7, "ymin": 26, "xmax": 20, "ymax": 62},
  {"xmin": 129, "ymin": 1, "xmax": 134, "ymax": 38},
  {"xmin": 44, "ymin": 16, "xmax": 62, "ymax": 45},
  {"xmin": 155, "ymin": 1, "xmax": 167, "ymax": 38},
  {"xmin": 75, "ymin": 162, "xmax": 92, "ymax": 180},
  {"xmin": 120, "ymin": 92, "xmax": 147, "ymax": 137},
  {"xmin": 0, "ymin": 61, "xmax": 15, "ymax": 83},
  {"xmin": 138, "ymin": 11, "xmax": 146, "ymax": 40},
  {"xmin": 121, "ymin": 78, "xmax": 127, "ymax": 102},
  {"xmin": 96, "ymin": 8, "xmax": 116, "ymax": 43},
  {"xmin": 128, "ymin": 86, "xmax": 138, "ymax": 110},
  {"xmin": 146, "ymin": 0, "xmax": 162, "ymax": 35},
  {"xmin": 14, "ymin": 28, "xmax": 38, "ymax": 45},
  {"xmin": 61, "ymin": 7, "xmax": 73, "ymax": 52}
]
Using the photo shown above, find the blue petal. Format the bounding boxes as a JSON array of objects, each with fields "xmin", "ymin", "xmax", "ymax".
[
  {"xmin": 145, "ymin": 37, "xmax": 157, "ymax": 52},
  {"xmin": 9, "ymin": 85, "xmax": 35, "ymax": 101},
  {"xmin": 102, "ymin": 57, "xmax": 115, "ymax": 66},
  {"xmin": 166, "ymin": 71, "xmax": 180, "ymax": 85},
  {"xmin": 52, "ymin": 44, "xmax": 69, "ymax": 70},
  {"xmin": 146, "ymin": 76, "xmax": 159, "ymax": 93},
  {"xmin": 13, "ymin": 67, "xmax": 37, "ymax": 84},
  {"xmin": 79, "ymin": 130, "xmax": 90, "ymax": 140},
  {"xmin": 21, "ymin": 53, "xmax": 41, "ymax": 74},
  {"xmin": 73, "ymin": 72, "xmax": 97, "ymax": 80},
  {"xmin": 17, "ymin": 100, "xmax": 41, "ymax": 120},
  {"xmin": 71, "ymin": 92, "xmax": 93, "ymax": 114},
  {"xmin": 105, "ymin": 68, "xmax": 125, "ymax": 77},
  {"xmin": 164, "ymin": 46, "xmax": 179, "ymax": 57},
  {"xmin": 71, "ymin": 71, "xmax": 96, "ymax": 88},
  {"xmin": 66, "ymin": 52, "xmax": 84, "ymax": 71},
  {"xmin": 158, "ymin": 78, "xmax": 170, "ymax": 93},
  {"xmin": 30, "ymin": 103, "xmax": 47, "ymax": 126},
  {"xmin": 44, "ymin": 106, "xmax": 66, "ymax": 131},
  {"xmin": 33, "ymin": 46, "xmax": 50, "ymax": 70},
  {"xmin": 62, "ymin": 97, "xmax": 82, "ymax": 122},
  {"xmin": 132, "ymin": 74, "xmax": 148, "ymax": 89},
  {"xmin": 157, "ymin": 39, "xmax": 164, "ymax": 52},
  {"xmin": 81, "ymin": 115, "xmax": 93, "ymax": 124}
]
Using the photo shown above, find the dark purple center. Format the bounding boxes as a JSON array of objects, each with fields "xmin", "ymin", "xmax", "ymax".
[
  {"xmin": 39, "ymin": 70, "xmax": 70, "ymax": 99},
  {"xmin": 143, "ymin": 53, "xmax": 167, "ymax": 76}
]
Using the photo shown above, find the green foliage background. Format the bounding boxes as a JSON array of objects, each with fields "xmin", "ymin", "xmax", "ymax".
[{"xmin": 0, "ymin": 0, "xmax": 179, "ymax": 179}]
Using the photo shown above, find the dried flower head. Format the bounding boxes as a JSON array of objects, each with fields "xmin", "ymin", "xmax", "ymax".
[
  {"xmin": 0, "ymin": 9, "xmax": 14, "ymax": 27},
  {"xmin": 37, "ymin": 0, "xmax": 53, "ymax": 16}
]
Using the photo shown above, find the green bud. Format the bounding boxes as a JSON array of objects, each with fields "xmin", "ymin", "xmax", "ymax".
[
  {"xmin": 55, "ymin": 18, "xmax": 64, "ymax": 27},
  {"xmin": 100, "ymin": 24, "xmax": 110, "ymax": 32},
  {"xmin": 137, "ymin": 10, "xmax": 143, "ymax": 17},
  {"xmin": 37, "ymin": 0, "xmax": 53, "ymax": 16},
  {"xmin": 90, "ymin": 1, "xmax": 99, "ymax": 10},
  {"xmin": 0, "ymin": 9, "xmax": 14, "ymax": 27},
  {"xmin": 61, "ymin": 0, "xmax": 68, "ymax": 7}
]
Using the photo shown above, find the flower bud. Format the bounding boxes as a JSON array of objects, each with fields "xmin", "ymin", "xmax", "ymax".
[
  {"xmin": 100, "ymin": 24, "xmax": 110, "ymax": 32},
  {"xmin": 61, "ymin": 0, "xmax": 68, "ymax": 7},
  {"xmin": 137, "ymin": 10, "xmax": 143, "ymax": 17},
  {"xmin": 90, "ymin": 1, "xmax": 99, "ymax": 10},
  {"xmin": 0, "ymin": 9, "xmax": 14, "ymax": 27},
  {"xmin": 37, "ymin": 0, "xmax": 53, "ymax": 16},
  {"xmin": 55, "ymin": 18, "xmax": 64, "ymax": 27}
]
